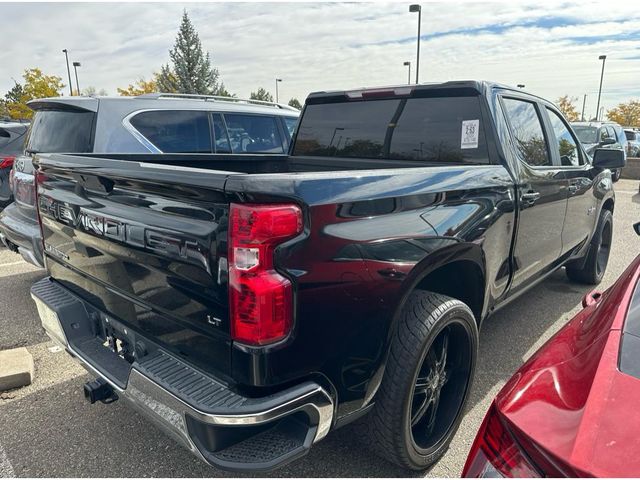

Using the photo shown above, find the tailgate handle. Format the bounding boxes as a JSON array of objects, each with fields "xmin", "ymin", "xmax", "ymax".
[{"xmin": 75, "ymin": 174, "xmax": 115, "ymax": 194}]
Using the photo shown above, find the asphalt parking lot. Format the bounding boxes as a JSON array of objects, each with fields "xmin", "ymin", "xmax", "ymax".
[{"xmin": 0, "ymin": 179, "xmax": 638, "ymax": 478}]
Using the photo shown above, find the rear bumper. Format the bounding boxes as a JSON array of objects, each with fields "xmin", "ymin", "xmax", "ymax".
[
  {"xmin": 0, "ymin": 203, "xmax": 43, "ymax": 267},
  {"xmin": 31, "ymin": 277, "xmax": 334, "ymax": 472}
]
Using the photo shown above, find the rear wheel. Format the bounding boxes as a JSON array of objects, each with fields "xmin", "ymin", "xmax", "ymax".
[
  {"xmin": 360, "ymin": 291, "xmax": 478, "ymax": 470},
  {"xmin": 566, "ymin": 209, "xmax": 613, "ymax": 285}
]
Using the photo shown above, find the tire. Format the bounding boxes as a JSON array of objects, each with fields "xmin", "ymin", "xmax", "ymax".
[
  {"xmin": 566, "ymin": 209, "xmax": 613, "ymax": 285},
  {"xmin": 359, "ymin": 291, "xmax": 478, "ymax": 470}
]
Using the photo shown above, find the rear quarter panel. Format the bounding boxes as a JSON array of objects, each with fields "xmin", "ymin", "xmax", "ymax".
[{"xmin": 225, "ymin": 164, "xmax": 516, "ymax": 416}]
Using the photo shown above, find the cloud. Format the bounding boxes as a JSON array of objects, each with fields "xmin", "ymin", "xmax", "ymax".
[{"xmin": 0, "ymin": 1, "xmax": 638, "ymax": 117}]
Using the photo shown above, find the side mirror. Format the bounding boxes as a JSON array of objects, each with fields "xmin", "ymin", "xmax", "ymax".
[
  {"xmin": 601, "ymin": 137, "xmax": 616, "ymax": 146},
  {"xmin": 592, "ymin": 148, "xmax": 626, "ymax": 169}
]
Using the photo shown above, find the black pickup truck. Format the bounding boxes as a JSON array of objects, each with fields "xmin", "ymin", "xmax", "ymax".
[{"xmin": 31, "ymin": 81, "xmax": 625, "ymax": 472}]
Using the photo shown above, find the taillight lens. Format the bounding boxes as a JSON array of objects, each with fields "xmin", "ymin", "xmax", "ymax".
[
  {"xmin": 228, "ymin": 203, "xmax": 303, "ymax": 346},
  {"xmin": 0, "ymin": 156, "xmax": 15, "ymax": 169},
  {"xmin": 34, "ymin": 170, "xmax": 48, "ymax": 254},
  {"xmin": 462, "ymin": 403, "xmax": 541, "ymax": 478}
]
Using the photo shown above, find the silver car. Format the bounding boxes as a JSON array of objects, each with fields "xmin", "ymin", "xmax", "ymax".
[{"xmin": 0, "ymin": 94, "xmax": 300, "ymax": 267}]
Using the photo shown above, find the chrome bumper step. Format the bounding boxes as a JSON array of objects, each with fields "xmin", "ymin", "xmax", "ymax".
[{"xmin": 31, "ymin": 277, "xmax": 334, "ymax": 472}]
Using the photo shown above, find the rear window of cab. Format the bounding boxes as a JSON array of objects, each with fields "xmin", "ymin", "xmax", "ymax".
[{"xmin": 293, "ymin": 96, "xmax": 491, "ymax": 165}]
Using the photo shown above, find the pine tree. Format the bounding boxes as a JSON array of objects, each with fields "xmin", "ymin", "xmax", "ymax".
[
  {"xmin": 288, "ymin": 98, "xmax": 302, "ymax": 110},
  {"xmin": 214, "ymin": 82, "xmax": 235, "ymax": 97},
  {"xmin": 250, "ymin": 88, "xmax": 274, "ymax": 102},
  {"xmin": 156, "ymin": 10, "xmax": 220, "ymax": 94}
]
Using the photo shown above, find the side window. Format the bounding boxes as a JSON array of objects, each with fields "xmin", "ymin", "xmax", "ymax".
[
  {"xmin": 600, "ymin": 127, "xmax": 610, "ymax": 142},
  {"xmin": 607, "ymin": 126, "xmax": 618, "ymax": 142},
  {"xmin": 609, "ymin": 127, "xmax": 626, "ymax": 143},
  {"xmin": 223, "ymin": 114, "xmax": 284, "ymax": 154},
  {"xmin": 502, "ymin": 98, "xmax": 552, "ymax": 167},
  {"xmin": 211, "ymin": 114, "xmax": 231, "ymax": 153},
  {"xmin": 284, "ymin": 117, "xmax": 298, "ymax": 138},
  {"xmin": 546, "ymin": 108, "xmax": 582, "ymax": 166},
  {"xmin": 129, "ymin": 110, "xmax": 212, "ymax": 153}
]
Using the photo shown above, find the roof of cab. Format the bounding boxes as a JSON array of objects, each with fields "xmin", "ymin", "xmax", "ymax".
[{"xmin": 305, "ymin": 80, "xmax": 545, "ymax": 104}]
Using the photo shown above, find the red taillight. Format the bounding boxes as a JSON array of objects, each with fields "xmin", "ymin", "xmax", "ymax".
[
  {"xmin": 0, "ymin": 156, "xmax": 15, "ymax": 169},
  {"xmin": 34, "ymin": 170, "xmax": 48, "ymax": 254},
  {"xmin": 462, "ymin": 403, "xmax": 541, "ymax": 478},
  {"xmin": 228, "ymin": 203, "xmax": 303, "ymax": 346}
]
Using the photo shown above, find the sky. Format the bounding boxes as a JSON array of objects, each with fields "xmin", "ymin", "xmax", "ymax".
[{"xmin": 1, "ymin": 1, "xmax": 639, "ymax": 117}]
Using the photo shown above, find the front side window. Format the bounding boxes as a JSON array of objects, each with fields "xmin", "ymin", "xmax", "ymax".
[
  {"xmin": 600, "ymin": 127, "xmax": 611, "ymax": 142},
  {"xmin": 502, "ymin": 98, "xmax": 551, "ymax": 167},
  {"xmin": 130, "ymin": 110, "xmax": 212, "ymax": 153},
  {"xmin": 294, "ymin": 95, "xmax": 491, "ymax": 164},
  {"xmin": 223, "ymin": 114, "xmax": 284, "ymax": 154},
  {"xmin": 546, "ymin": 108, "xmax": 582, "ymax": 166},
  {"xmin": 27, "ymin": 110, "xmax": 94, "ymax": 153},
  {"xmin": 611, "ymin": 126, "xmax": 625, "ymax": 143}
]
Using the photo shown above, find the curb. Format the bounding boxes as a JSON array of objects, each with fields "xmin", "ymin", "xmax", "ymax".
[{"xmin": 0, "ymin": 347, "xmax": 34, "ymax": 391}]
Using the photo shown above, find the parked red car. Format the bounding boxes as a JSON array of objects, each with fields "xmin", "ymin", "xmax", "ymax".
[{"xmin": 463, "ymin": 223, "xmax": 640, "ymax": 477}]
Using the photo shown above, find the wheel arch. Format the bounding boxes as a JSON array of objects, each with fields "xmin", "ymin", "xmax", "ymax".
[
  {"xmin": 402, "ymin": 242, "xmax": 487, "ymax": 323},
  {"xmin": 362, "ymin": 241, "xmax": 486, "ymax": 407}
]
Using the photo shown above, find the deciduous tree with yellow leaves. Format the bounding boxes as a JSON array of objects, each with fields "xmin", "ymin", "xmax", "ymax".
[
  {"xmin": 1, "ymin": 68, "xmax": 65, "ymax": 120},
  {"xmin": 117, "ymin": 77, "xmax": 158, "ymax": 96},
  {"xmin": 555, "ymin": 95, "xmax": 580, "ymax": 122},
  {"xmin": 607, "ymin": 100, "xmax": 640, "ymax": 127}
]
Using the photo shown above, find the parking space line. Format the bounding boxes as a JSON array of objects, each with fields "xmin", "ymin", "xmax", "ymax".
[
  {"xmin": 0, "ymin": 442, "xmax": 15, "ymax": 478},
  {"xmin": 0, "ymin": 261, "xmax": 25, "ymax": 268}
]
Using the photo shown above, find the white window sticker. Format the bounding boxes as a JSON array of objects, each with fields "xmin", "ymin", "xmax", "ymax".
[{"xmin": 461, "ymin": 120, "xmax": 479, "ymax": 149}]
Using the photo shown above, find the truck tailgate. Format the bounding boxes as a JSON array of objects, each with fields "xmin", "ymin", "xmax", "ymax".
[{"xmin": 36, "ymin": 154, "xmax": 236, "ymax": 377}]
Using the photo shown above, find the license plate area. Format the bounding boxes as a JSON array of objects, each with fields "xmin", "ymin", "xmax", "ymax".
[{"xmin": 99, "ymin": 315, "xmax": 139, "ymax": 364}]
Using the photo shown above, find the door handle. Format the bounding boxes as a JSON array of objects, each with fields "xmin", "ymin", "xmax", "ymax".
[
  {"xmin": 568, "ymin": 183, "xmax": 579, "ymax": 194},
  {"xmin": 521, "ymin": 191, "xmax": 540, "ymax": 204}
]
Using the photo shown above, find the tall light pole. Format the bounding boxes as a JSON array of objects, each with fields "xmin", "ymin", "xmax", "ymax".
[
  {"xmin": 409, "ymin": 4, "xmax": 421, "ymax": 84},
  {"xmin": 72, "ymin": 61, "xmax": 81, "ymax": 95},
  {"xmin": 581, "ymin": 94, "xmax": 587, "ymax": 121},
  {"xmin": 330, "ymin": 127, "xmax": 344, "ymax": 149},
  {"xmin": 596, "ymin": 55, "xmax": 606, "ymax": 121},
  {"xmin": 403, "ymin": 61, "xmax": 411, "ymax": 85},
  {"xmin": 275, "ymin": 78, "xmax": 282, "ymax": 103},
  {"xmin": 517, "ymin": 84, "xmax": 525, "ymax": 89},
  {"xmin": 62, "ymin": 49, "xmax": 72, "ymax": 96}
]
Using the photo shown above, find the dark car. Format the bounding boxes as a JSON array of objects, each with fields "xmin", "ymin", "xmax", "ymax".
[
  {"xmin": 572, "ymin": 121, "xmax": 628, "ymax": 181},
  {"xmin": 0, "ymin": 121, "xmax": 28, "ymax": 208},
  {"xmin": 463, "ymin": 223, "xmax": 640, "ymax": 477},
  {"xmin": 31, "ymin": 81, "xmax": 624, "ymax": 472},
  {"xmin": 0, "ymin": 94, "xmax": 299, "ymax": 267}
]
